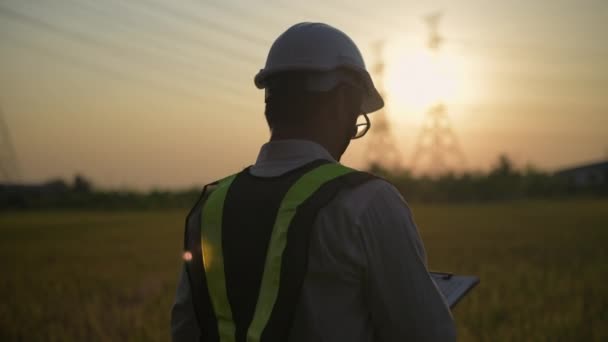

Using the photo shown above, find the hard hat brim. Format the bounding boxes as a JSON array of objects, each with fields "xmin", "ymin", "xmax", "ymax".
[
  {"xmin": 360, "ymin": 71, "xmax": 384, "ymax": 114},
  {"xmin": 255, "ymin": 66, "xmax": 384, "ymax": 114}
]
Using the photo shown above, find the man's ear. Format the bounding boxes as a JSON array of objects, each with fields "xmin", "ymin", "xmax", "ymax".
[
  {"xmin": 340, "ymin": 85, "xmax": 363, "ymax": 118},
  {"xmin": 333, "ymin": 85, "xmax": 351, "ymax": 114}
]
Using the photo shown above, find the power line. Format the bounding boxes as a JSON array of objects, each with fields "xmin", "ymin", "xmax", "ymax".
[
  {"xmin": 103, "ymin": 0, "xmax": 263, "ymax": 67},
  {"xmin": 202, "ymin": 0, "xmax": 285, "ymax": 35},
  {"xmin": 313, "ymin": 0, "xmax": 370, "ymax": 20},
  {"xmin": 56, "ymin": 0, "xmax": 261, "ymax": 68},
  {"xmin": 0, "ymin": 4, "xmax": 253, "ymax": 100},
  {"xmin": 305, "ymin": 0, "xmax": 390, "ymax": 32},
  {"xmin": 263, "ymin": 0, "xmax": 348, "ymax": 28},
  {"xmin": 53, "ymin": 0, "xmax": 255, "ymax": 76},
  {"xmin": 26, "ymin": 0, "xmax": 262, "ymax": 70},
  {"xmin": 25, "ymin": 0, "xmax": 608, "ymax": 70},
  {"xmin": 132, "ymin": 0, "xmax": 269, "ymax": 49},
  {"xmin": 4, "ymin": 1, "xmax": 604, "ymax": 108},
  {"xmin": 265, "ymin": 0, "xmax": 382, "ymax": 42},
  {"xmin": 56, "ymin": 0, "xmax": 256, "ymax": 93},
  {"xmin": 446, "ymin": 35, "xmax": 608, "ymax": 59},
  {"xmin": 300, "ymin": 0, "xmax": 608, "ymax": 59},
  {"xmin": 1, "ymin": 32, "xmax": 255, "ymax": 112},
  {"xmin": 78, "ymin": 2, "xmax": 608, "ymax": 85}
]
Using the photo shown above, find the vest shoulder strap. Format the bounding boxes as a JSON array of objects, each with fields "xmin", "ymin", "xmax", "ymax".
[
  {"xmin": 259, "ymin": 168, "xmax": 377, "ymax": 342},
  {"xmin": 184, "ymin": 163, "xmax": 378, "ymax": 342}
]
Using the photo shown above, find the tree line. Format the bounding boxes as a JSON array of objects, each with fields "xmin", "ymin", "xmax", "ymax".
[
  {"xmin": 1, "ymin": 155, "xmax": 605, "ymax": 210},
  {"xmin": 371, "ymin": 155, "xmax": 606, "ymax": 202}
]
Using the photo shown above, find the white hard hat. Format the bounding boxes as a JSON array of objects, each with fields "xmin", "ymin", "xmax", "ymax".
[{"xmin": 254, "ymin": 22, "xmax": 384, "ymax": 114}]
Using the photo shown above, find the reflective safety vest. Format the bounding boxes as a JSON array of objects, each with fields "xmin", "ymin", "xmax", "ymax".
[{"xmin": 183, "ymin": 159, "xmax": 376, "ymax": 342}]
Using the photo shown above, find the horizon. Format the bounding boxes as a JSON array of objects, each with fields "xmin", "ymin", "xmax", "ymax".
[{"xmin": 1, "ymin": 0, "xmax": 607, "ymax": 190}]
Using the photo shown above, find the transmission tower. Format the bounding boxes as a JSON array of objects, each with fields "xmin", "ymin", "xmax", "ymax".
[
  {"xmin": 0, "ymin": 106, "xmax": 21, "ymax": 183},
  {"xmin": 365, "ymin": 41, "xmax": 402, "ymax": 171},
  {"xmin": 409, "ymin": 12, "xmax": 466, "ymax": 175}
]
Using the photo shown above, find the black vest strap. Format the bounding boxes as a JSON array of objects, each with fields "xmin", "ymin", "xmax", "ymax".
[{"xmin": 184, "ymin": 182, "xmax": 219, "ymax": 342}]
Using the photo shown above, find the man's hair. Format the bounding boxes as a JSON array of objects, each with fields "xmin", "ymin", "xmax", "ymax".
[{"xmin": 264, "ymin": 70, "xmax": 363, "ymax": 130}]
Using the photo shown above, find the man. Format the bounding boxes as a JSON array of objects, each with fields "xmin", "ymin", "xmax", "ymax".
[{"xmin": 171, "ymin": 22, "xmax": 455, "ymax": 341}]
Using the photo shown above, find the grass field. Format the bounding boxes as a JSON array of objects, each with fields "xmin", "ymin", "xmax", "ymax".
[{"xmin": 1, "ymin": 200, "xmax": 607, "ymax": 341}]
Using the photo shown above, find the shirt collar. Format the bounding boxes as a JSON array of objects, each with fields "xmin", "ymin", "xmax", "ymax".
[{"xmin": 251, "ymin": 139, "xmax": 336, "ymax": 177}]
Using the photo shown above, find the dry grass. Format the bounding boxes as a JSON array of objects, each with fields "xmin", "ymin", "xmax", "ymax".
[{"xmin": 1, "ymin": 200, "xmax": 607, "ymax": 341}]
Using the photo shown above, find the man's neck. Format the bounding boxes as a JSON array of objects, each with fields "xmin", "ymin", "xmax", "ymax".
[{"xmin": 270, "ymin": 130, "xmax": 340, "ymax": 161}]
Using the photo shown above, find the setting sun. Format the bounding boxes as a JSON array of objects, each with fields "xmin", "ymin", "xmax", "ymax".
[{"xmin": 386, "ymin": 47, "xmax": 462, "ymax": 113}]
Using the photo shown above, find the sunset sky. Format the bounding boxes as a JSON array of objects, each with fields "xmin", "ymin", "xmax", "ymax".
[{"xmin": 1, "ymin": 0, "xmax": 607, "ymax": 189}]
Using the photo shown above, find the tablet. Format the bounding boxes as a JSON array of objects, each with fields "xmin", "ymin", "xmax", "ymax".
[{"xmin": 430, "ymin": 272, "xmax": 479, "ymax": 308}]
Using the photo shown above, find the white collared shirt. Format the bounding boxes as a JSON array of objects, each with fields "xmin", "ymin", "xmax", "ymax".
[{"xmin": 171, "ymin": 139, "xmax": 455, "ymax": 342}]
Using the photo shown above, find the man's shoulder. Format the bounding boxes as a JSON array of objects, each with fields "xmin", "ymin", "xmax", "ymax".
[{"xmin": 328, "ymin": 175, "xmax": 407, "ymax": 217}]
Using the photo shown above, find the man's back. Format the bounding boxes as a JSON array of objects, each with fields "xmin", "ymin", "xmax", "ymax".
[{"xmin": 171, "ymin": 140, "xmax": 455, "ymax": 341}]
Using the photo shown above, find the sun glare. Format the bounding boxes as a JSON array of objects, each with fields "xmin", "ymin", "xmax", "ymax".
[{"xmin": 386, "ymin": 48, "xmax": 462, "ymax": 114}]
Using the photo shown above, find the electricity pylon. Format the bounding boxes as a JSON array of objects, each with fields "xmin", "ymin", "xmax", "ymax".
[
  {"xmin": 0, "ymin": 106, "xmax": 20, "ymax": 183},
  {"xmin": 409, "ymin": 12, "xmax": 466, "ymax": 175},
  {"xmin": 365, "ymin": 41, "xmax": 402, "ymax": 171}
]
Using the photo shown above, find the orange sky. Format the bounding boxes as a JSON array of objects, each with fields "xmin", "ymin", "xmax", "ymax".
[{"xmin": 0, "ymin": 0, "xmax": 607, "ymax": 189}]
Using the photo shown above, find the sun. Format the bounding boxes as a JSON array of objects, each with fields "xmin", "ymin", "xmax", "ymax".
[{"xmin": 385, "ymin": 48, "xmax": 461, "ymax": 114}]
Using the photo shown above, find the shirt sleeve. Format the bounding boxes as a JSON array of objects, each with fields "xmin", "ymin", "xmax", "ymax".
[
  {"xmin": 170, "ymin": 263, "xmax": 200, "ymax": 342},
  {"xmin": 356, "ymin": 181, "xmax": 456, "ymax": 342}
]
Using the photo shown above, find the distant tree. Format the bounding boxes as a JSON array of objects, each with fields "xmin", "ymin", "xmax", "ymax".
[
  {"xmin": 43, "ymin": 179, "xmax": 70, "ymax": 192},
  {"xmin": 491, "ymin": 154, "xmax": 516, "ymax": 177},
  {"xmin": 73, "ymin": 174, "xmax": 93, "ymax": 193}
]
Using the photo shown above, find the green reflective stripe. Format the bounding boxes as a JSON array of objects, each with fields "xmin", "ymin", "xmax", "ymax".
[
  {"xmin": 201, "ymin": 175, "xmax": 237, "ymax": 342},
  {"xmin": 247, "ymin": 163, "xmax": 355, "ymax": 342}
]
